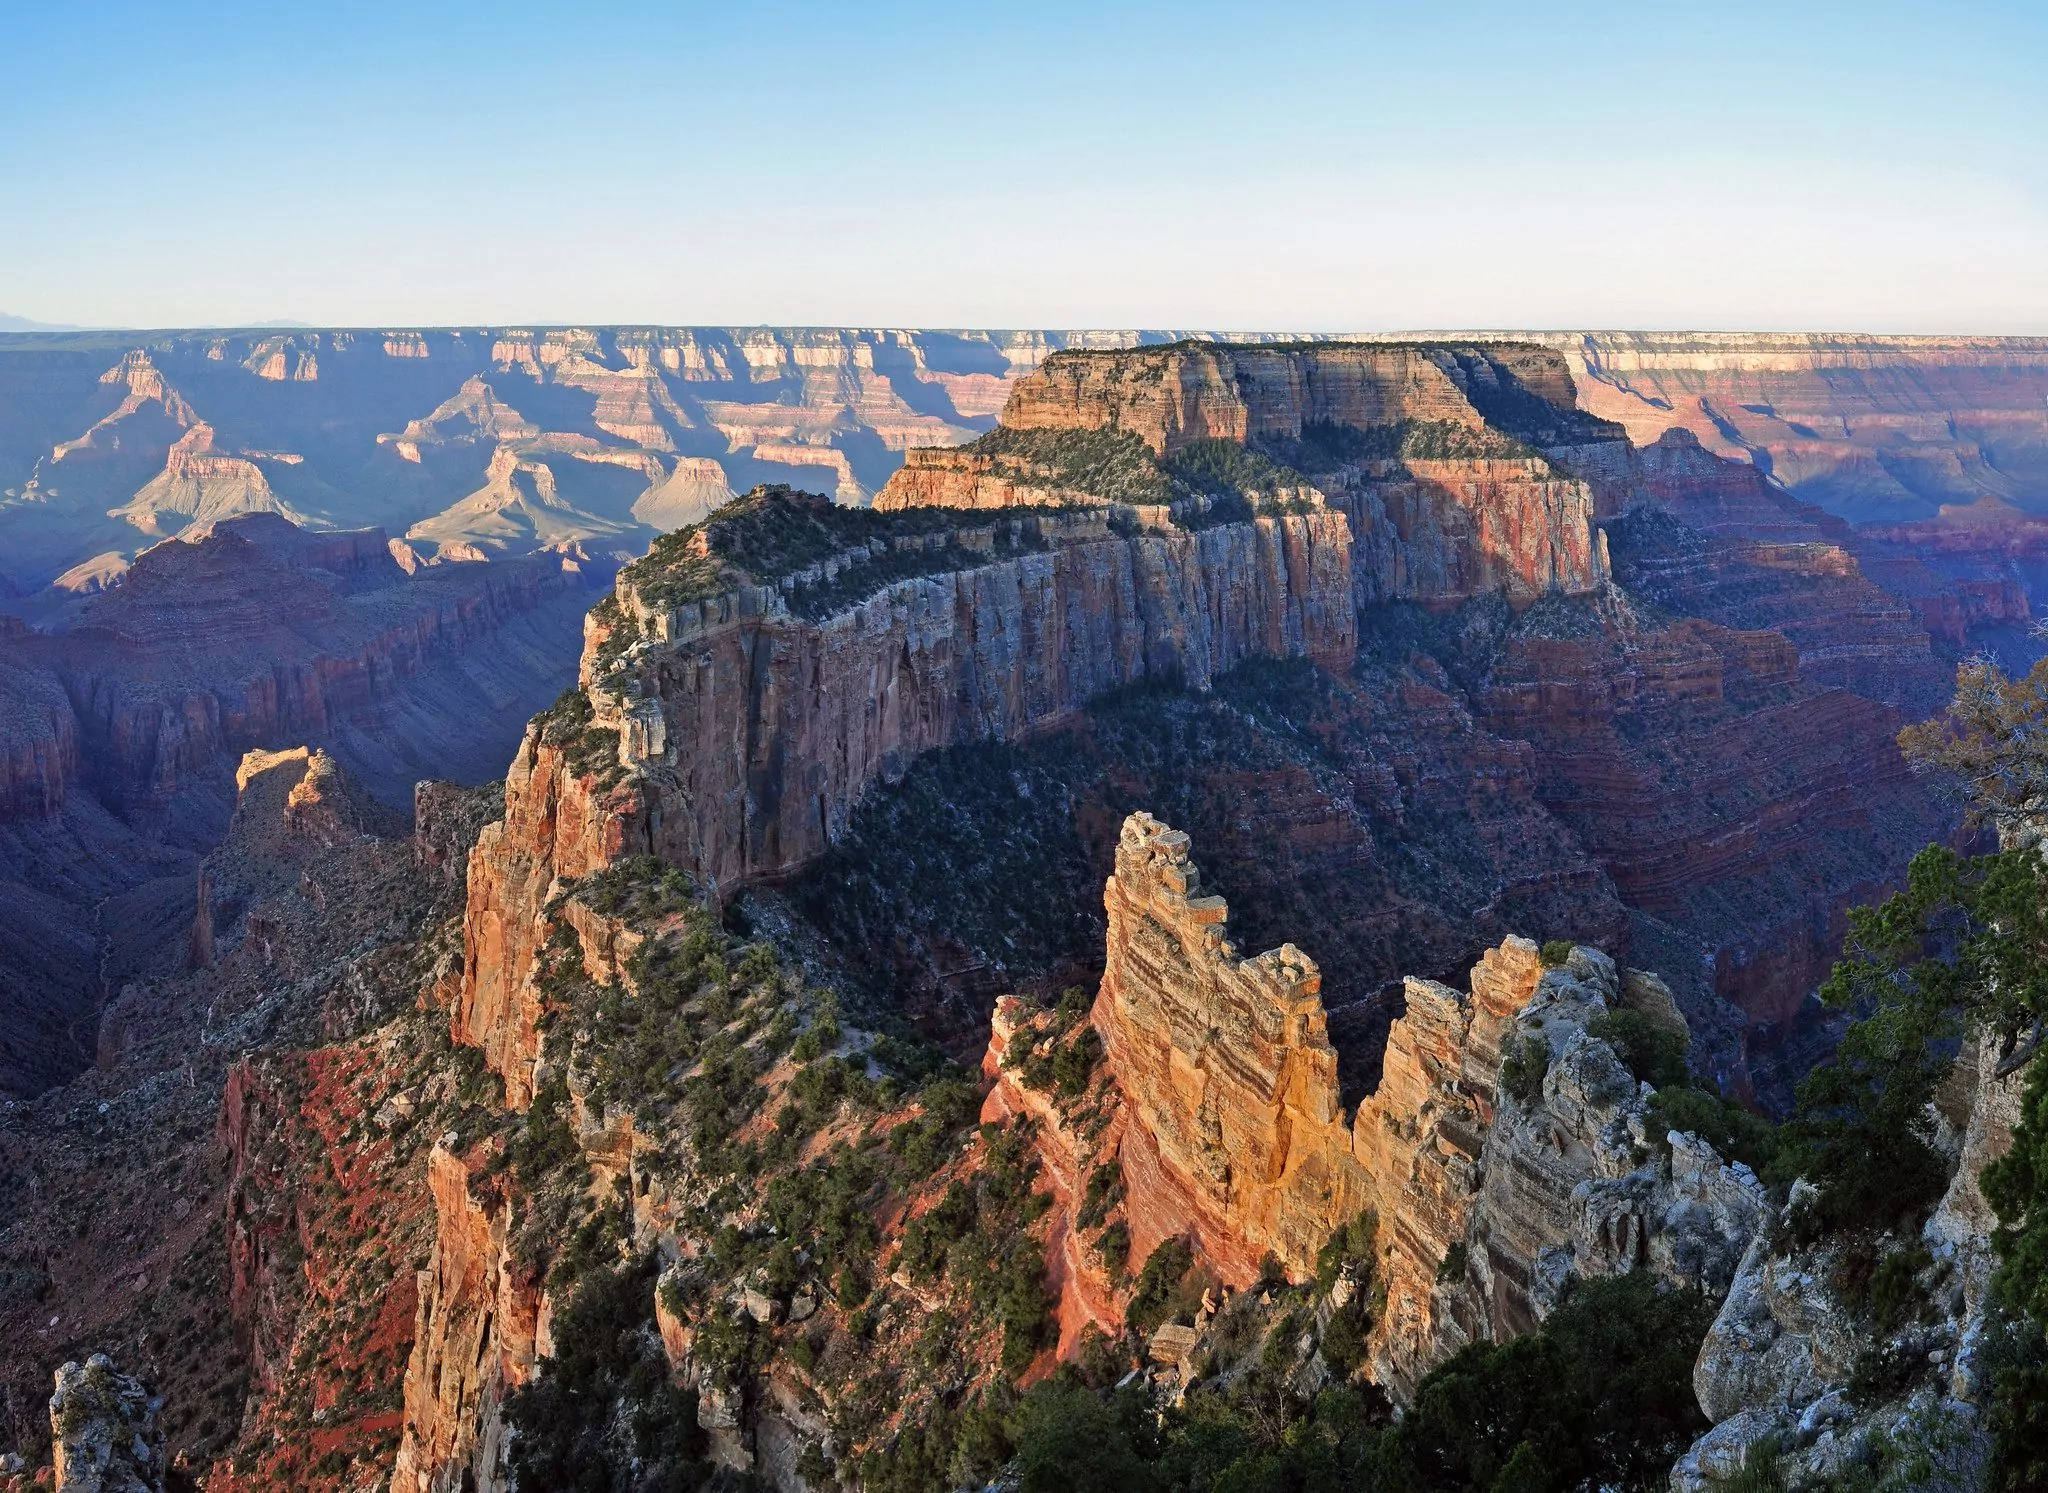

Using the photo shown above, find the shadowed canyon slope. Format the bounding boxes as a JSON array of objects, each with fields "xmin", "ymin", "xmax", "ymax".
[{"xmin": 0, "ymin": 514, "xmax": 596, "ymax": 1095}]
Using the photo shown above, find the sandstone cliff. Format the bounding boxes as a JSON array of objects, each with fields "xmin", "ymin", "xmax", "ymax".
[
  {"xmin": 456, "ymin": 488, "xmax": 1355, "ymax": 1105},
  {"xmin": 876, "ymin": 341, "xmax": 1613, "ymax": 605},
  {"xmin": 1014, "ymin": 813, "xmax": 1758, "ymax": 1404},
  {"xmin": 390, "ymin": 1146, "xmax": 540, "ymax": 1493}
]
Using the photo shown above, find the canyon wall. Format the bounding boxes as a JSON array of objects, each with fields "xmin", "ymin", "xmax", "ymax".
[
  {"xmin": 1011, "ymin": 812, "xmax": 1762, "ymax": 1401},
  {"xmin": 1527, "ymin": 331, "xmax": 2048, "ymax": 525},
  {"xmin": 996, "ymin": 341, "xmax": 1575, "ymax": 455},
  {"xmin": 0, "ymin": 513, "xmax": 596, "ymax": 1098},
  {"xmin": 878, "ymin": 340, "xmax": 1613, "ymax": 604},
  {"xmin": 459, "ymin": 497, "xmax": 1355, "ymax": 1105}
]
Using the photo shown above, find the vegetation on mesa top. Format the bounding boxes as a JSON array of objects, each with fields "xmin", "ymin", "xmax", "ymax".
[{"xmin": 621, "ymin": 484, "xmax": 1035, "ymax": 619}]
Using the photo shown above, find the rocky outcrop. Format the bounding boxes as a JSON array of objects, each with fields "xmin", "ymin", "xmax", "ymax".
[
  {"xmin": 391, "ymin": 1146, "xmax": 542, "ymax": 1493},
  {"xmin": 455, "ymin": 495, "xmax": 1355, "ymax": 1104},
  {"xmin": 109, "ymin": 424, "xmax": 311, "ymax": 538},
  {"xmin": 1094, "ymin": 812, "xmax": 1374, "ymax": 1284},
  {"xmin": 1041, "ymin": 814, "xmax": 1761, "ymax": 1404},
  {"xmin": 1673, "ymin": 1036, "xmax": 2029, "ymax": 1490},
  {"xmin": 454, "ymin": 735, "xmax": 642, "ymax": 1105},
  {"xmin": 48, "ymin": 1357, "xmax": 163, "ymax": 1493}
]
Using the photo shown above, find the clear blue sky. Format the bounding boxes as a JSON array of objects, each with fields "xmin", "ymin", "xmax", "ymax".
[{"xmin": 2, "ymin": 0, "xmax": 2042, "ymax": 331}]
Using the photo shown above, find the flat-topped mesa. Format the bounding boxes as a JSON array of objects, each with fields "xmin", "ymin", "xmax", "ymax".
[
  {"xmin": 456, "ymin": 489, "xmax": 1355, "ymax": 1106},
  {"xmin": 875, "ymin": 341, "xmax": 1615, "ymax": 602},
  {"xmin": 996, "ymin": 341, "xmax": 1581, "ymax": 456}
]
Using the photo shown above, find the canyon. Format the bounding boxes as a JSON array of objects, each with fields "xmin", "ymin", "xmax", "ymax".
[
  {"xmin": 0, "ymin": 513, "xmax": 595, "ymax": 1096},
  {"xmin": 3, "ymin": 330, "xmax": 2045, "ymax": 1493}
]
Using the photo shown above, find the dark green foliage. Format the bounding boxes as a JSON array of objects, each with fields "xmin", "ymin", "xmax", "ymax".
[
  {"xmin": 1769, "ymin": 846, "xmax": 2004, "ymax": 1235},
  {"xmin": 1095, "ymin": 1220, "xmax": 1131, "ymax": 1277},
  {"xmin": 536, "ymin": 688, "xmax": 625, "ymax": 789},
  {"xmin": 1500, "ymin": 1033, "xmax": 1550, "ymax": 1107},
  {"xmin": 512, "ymin": 1074, "xmax": 584, "ymax": 1189},
  {"xmin": 1162, "ymin": 439, "xmax": 1318, "ymax": 527},
  {"xmin": 1383, "ymin": 1273, "xmax": 1714, "ymax": 1491},
  {"xmin": 1077, "ymin": 1160, "xmax": 1124, "ymax": 1233},
  {"xmin": 961, "ymin": 425, "xmax": 1172, "ymax": 503},
  {"xmin": 1644, "ymin": 1085, "xmax": 1779, "ymax": 1176},
  {"xmin": 1320, "ymin": 1300, "xmax": 1370, "ymax": 1380},
  {"xmin": 899, "ymin": 1180, "xmax": 978, "ymax": 1281},
  {"xmin": 502, "ymin": 1257, "xmax": 707, "ymax": 1493},
  {"xmin": 1316, "ymin": 1210, "xmax": 1376, "ymax": 1294},
  {"xmin": 1009, "ymin": 1382, "xmax": 1160, "ymax": 1493},
  {"xmin": 857, "ymin": 1394, "xmax": 1015, "ymax": 1493},
  {"xmin": 762, "ymin": 1148, "xmax": 881, "ymax": 1284},
  {"xmin": 1587, "ymin": 1009, "xmax": 1691, "ymax": 1090},
  {"xmin": 1436, "ymin": 1241, "xmax": 1468, "ymax": 1287},
  {"xmin": 885, "ymin": 1076, "xmax": 979, "ymax": 1179},
  {"xmin": 1259, "ymin": 417, "xmax": 1538, "ymax": 469},
  {"xmin": 1538, "ymin": 939, "xmax": 1574, "ymax": 968},
  {"xmin": 1988, "ymin": 1046, "xmax": 2048, "ymax": 1328},
  {"xmin": 994, "ymin": 1238, "xmax": 1057, "ymax": 1375},
  {"xmin": 623, "ymin": 483, "xmax": 1008, "ymax": 616},
  {"xmin": 1125, "ymin": 1237, "xmax": 1196, "ymax": 1337},
  {"xmin": 1985, "ymin": 1313, "xmax": 2048, "ymax": 1492}
]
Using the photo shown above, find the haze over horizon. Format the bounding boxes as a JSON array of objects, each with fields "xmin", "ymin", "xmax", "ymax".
[{"xmin": 3, "ymin": 0, "xmax": 2044, "ymax": 333}]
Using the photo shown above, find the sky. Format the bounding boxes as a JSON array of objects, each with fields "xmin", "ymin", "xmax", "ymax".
[{"xmin": 1, "ymin": 0, "xmax": 2043, "ymax": 332}]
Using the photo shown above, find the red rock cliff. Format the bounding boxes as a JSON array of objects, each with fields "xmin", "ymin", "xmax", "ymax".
[{"xmin": 455, "ymin": 501, "xmax": 1356, "ymax": 1104}]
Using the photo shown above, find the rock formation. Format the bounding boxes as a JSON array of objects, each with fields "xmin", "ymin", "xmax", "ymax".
[
  {"xmin": 48, "ymin": 1357, "xmax": 163, "ymax": 1493},
  {"xmin": 390, "ymin": 1146, "xmax": 540, "ymax": 1493},
  {"xmin": 1028, "ymin": 812, "xmax": 1760, "ymax": 1401},
  {"xmin": 879, "ymin": 341, "xmax": 1614, "ymax": 605},
  {"xmin": 1673, "ymin": 1033, "xmax": 2029, "ymax": 1489},
  {"xmin": 1093, "ymin": 812, "xmax": 1374, "ymax": 1283},
  {"xmin": 458, "ymin": 488, "xmax": 1355, "ymax": 1104}
]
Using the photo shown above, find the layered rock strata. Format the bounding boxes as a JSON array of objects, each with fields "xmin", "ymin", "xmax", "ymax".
[
  {"xmin": 878, "ymin": 341, "xmax": 1614, "ymax": 604},
  {"xmin": 1068, "ymin": 813, "xmax": 1761, "ymax": 1401},
  {"xmin": 390, "ymin": 1147, "xmax": 541, "ymax": 1493},
  {"xmin": 459, "ymin": 494, "xmax": 1355, "ymax": 1104}
]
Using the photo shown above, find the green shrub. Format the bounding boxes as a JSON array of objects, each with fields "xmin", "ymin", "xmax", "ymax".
[
  {"xmin": 1316, "ymin": 1210, "xmax": 1376, "ymax": 1295},
  {"xmin": 1500, "ymin": 1033, "xmax": 1550, "ymax": 1107},
  {"xmin": 1646, "ymin": 1086, "xmax": 1780, "ymax": 1176},
  {"xmin": 1539, "ymin": 939, "xmax": 1575, "ymax": 968},
  {"xmin": 1436, "ymin": 1241, "xmax": 1469, "ymax": 1286},
  {"xmin": 1076, "ymin": 1161, "xmax": 1123, "ymax": 1233},
  {"xmin": 1095, "ymin": 1221, "xmax": 1131, "ymax": 1277},
  {"xmin": 1383, "ymin": 1272, "xmax": 1714, "ymax": 1491},
  {"xmin": 1588, "ymin": 1008, "xmax": 1691, "ymax": 1090},
  {"xmin": 1125, "ymin": 1238, "xmax": 1195, "ymax": 1337}
]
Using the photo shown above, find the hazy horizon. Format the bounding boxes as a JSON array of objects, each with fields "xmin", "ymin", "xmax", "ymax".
[{"xmin": 6, "ymin": 0, "xmax": 2044, "ymax": 334}]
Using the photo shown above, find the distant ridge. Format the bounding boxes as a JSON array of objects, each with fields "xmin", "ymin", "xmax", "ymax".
[{"xmin": 0, "ymin": 311, "xmax": 80, "ymax": 332}]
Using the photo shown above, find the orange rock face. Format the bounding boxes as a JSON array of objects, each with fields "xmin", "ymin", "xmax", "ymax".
[
  {"xmin": 459, "ymin": 504, "xmax": 1356, "ymax": 1104},
  {"xmin": 391, "ymin": 1146, "xmax": 543, "ymax": 1493},
  {"xmin": 454, "ymin": 732, "xmax": 648, "ymax": 1107},
  {"xmin": 1094, "ymin": 811, "xmax": 1374, "ymax": 1284},
  {"xmin": 1032, "ymin": 813, "xmax": 1563, "ymax": 1393}
]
